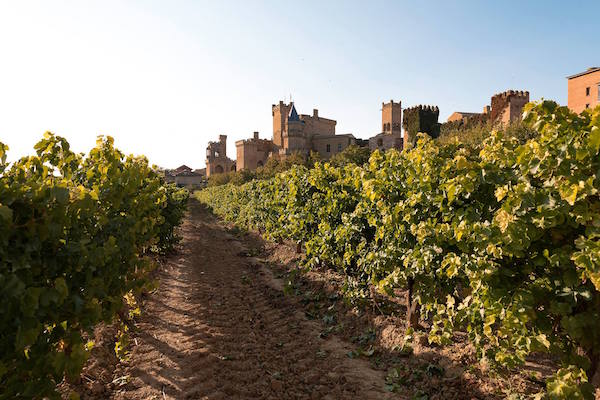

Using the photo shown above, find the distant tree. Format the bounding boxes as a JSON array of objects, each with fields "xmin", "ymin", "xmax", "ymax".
[{"xmin": 329, "ymin": 145, "xmax": 372, "ymax": 167}]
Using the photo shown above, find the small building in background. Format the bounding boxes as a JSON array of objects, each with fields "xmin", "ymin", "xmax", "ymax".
[
  {"xmin": 164, "ymin": 165, "xmax": 206, "ymax": 189},
  {"xmin": 567, "ymin": 67, "xmax": 600, "ymax": 114}
]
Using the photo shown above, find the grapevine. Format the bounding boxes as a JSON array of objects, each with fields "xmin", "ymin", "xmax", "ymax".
[
  {"xmin": 0, "ymin": 133, "xmax": 188, "ymax": 399},
  {"xmin": 198, "ymin": 102, "xmax": 600, "ymax": 398}
]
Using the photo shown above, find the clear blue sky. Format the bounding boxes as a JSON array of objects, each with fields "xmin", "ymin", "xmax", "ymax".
[{"xmin": 0, "ymin": 0, "xmax": 597, "ymax": 168}]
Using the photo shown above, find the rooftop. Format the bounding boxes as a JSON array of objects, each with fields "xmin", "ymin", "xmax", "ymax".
[
  {"xmin": 566, "ymin": 67, "xmax": 600, "ymax": 80},
  {"xmin": 174, "ymin": 164, "xmax": 192, "ymax": 172},
  {"xmin": 288, "ymin": 104, "xmax": 301, "ymax": 122},
  {"xmin": 452, "ymin": 112, "xmax": 481, "ymax": 116}
]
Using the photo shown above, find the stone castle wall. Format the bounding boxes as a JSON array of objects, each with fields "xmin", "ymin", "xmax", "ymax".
[{"xmin": 235, "ymin": 132, "xmax": 273, "ymax": 170}]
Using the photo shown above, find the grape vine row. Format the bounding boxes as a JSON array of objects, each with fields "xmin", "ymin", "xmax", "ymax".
[
  {"xmin": 198, "ymin": 101, "xmax": 600, "ymax": 398},
  {"xmin": 0, "ymin": 133, "xmax": 188, "ymax": 399}
]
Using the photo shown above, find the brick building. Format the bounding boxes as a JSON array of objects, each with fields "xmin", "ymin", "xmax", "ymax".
[{"xmin": 567, "ymin": 67, "xmax": 600, "ymax": 114}]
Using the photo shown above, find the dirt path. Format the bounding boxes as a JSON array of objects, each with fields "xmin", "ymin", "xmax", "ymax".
[{"xmin": 113, "ymin": 200, "xmax": 396, "ymax": 400}]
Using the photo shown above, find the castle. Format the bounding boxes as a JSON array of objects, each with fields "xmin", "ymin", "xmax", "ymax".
[
  {"xmin": 206, "ymin": 102, "xmax": 360, "ymax": 176},
  {"xmin": 198, "ymin": 68, "xmax": 600, "ymax": 176},
  {"xmin": 206, "ymin": 90, "xmax": 532, "ymax": 175}
]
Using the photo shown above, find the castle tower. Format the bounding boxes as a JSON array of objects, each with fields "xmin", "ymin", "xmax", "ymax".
[
  {"xmin": 382, "ymin": 100, "xmax": 402, "ymax": 135},
  {"xmin": 272, "ymin": 101, "xmax": 292, "ymax": 148},
  {"xmin": 490, "ymin": 90, "xmax": 530, "ymax": 125},
  {"xmin": 283, "ymin": 103, "xmax": 307, "ymax": 155},
  {"xmin": 402, "ymin": 105, "xmax": 440, "ymax": 149},
  {"xmin": 205, "ymin": 134, "xmax": 235, "ymax": 176}
]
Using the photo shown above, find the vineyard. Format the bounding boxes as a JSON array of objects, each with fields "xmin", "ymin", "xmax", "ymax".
[
  {"xmin": 0, "ymin": 134, "xmax": 188, "ymax": 399},
  {"xmin": 198, "ymin": 101, "xmax": 600, "ymax": 399}
]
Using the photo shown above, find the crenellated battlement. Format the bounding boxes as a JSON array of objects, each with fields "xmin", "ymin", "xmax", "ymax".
[
  {"xmin": 492, "ymin": 90, "xmax": 530, "ymax": 100},
  {"xmin": 490, "ymin": 89, "xmax": 530, "ymax": 125},
  {"xmin": 404, "ymin": 104, "xmax": 440, "ymax": 113}
]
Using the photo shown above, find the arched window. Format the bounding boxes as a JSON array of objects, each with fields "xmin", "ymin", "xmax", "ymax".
[
  {"xmin": 377, "ymin": 138, "xmax": 383, "ymax": 147},
  {"xmin": 215, "ymin": 165, "xmax": 224, "ymax": 174}
]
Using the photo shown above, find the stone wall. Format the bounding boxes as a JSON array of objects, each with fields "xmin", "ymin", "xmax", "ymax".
[
  {"xmin": 300, "ymin": 109, "xmax": 336, "ymax": 138},
  {"xmin": 369, "ymin": 132, "xmax": 403, "ymax": 152},
  {"xmin": 311, "ymin": 134, "xmax": 355, "ymax": 160},
  {"xmin": 235, "ymin": 132, "xmax": 273, "ymax": 171}
]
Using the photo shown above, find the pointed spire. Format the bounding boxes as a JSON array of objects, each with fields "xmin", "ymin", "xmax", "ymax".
[{"xmin": 288, "ymin": 103, "xmax": 300, "ymax": 122}]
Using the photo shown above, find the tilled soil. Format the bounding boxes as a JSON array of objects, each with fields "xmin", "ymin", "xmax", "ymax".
[{"xmin": 112, "ymin": 200, "xmax": 396, "ymax": 399}]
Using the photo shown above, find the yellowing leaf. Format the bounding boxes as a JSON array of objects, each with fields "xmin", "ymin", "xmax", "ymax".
[
  {"xmin": 559, "ymin": 183, "xmax": 578, "ymax": 206},
  {"xmin": 495, "ymin": 209, "xmax": 514, "ymax": 233},
  {"xmin": 588, "ymin": 126, "xmax": 600, "ymax": 154},
  {"xmin": 446, "ymin": 183, "xmax": 457, "ymax": 204},
  {"xmin": 536, "ymin": 333, "xmax": 550, "ymax": 349}
]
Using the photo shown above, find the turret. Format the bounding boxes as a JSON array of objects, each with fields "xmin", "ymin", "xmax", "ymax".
[
  {"xmin": 490, "ymin": 90, "xmax": 530, "ymax": 125},
  {"xmin": 382, "ymin": 100, "xmax": 402, "ymax": 135}
]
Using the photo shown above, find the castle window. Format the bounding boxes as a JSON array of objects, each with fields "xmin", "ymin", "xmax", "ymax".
[
  {"xmin": 586, "ymin": 87, "xmax": 591, "ymax": 96},
  {"xmin": 586, "ymin": 104, "xmax": 590, "ymax": 109},
  {"xmin": 377, "ymin": 138, "xmax": 383, "ymax": 147},
  {"xmin": 326, "ymin": 144, "xmax": 331, "ymax": 153},
  {"xmin": 337, "ymin": 143, "xmax": 342, "ymax": 152}
]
